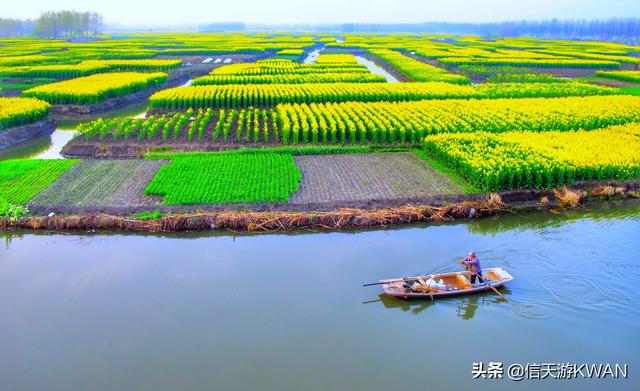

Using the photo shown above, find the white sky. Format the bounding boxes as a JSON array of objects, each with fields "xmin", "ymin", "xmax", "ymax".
[{"xmin": 3, "ymin": 0, "xmax": 639, "ymax": 26}]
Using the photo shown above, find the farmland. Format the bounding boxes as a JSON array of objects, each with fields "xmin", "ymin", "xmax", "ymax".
[
  {"xmin": 0, "ymin": 97, "xmax": 50, "ymax": 129},
  {"xmin": 289, "ymin": 152, "xmax": 463, "ymax": 205},
  {"xmin": 0, "ymin": 159, "xmax": 78, "ymax": 204},
  {"xmin": 423, "ymin": 123, "xmax": 640, "ymax": 191},
  {"xmin": 0, "ymin": 32, "xmax": 639, "ymax": 216},
  {"xmin": 145, "ymin": 152, "xmax": 302, "ymax": 205},
  {"xmin": 73, "ymin": 95, "xmax": 640, "ymax": 147},
  {"xmin": 28, "ymin": 159, "xmax": 167, "ymax": 210},
  {"xmin": 149, "ymin": 81, "xmax": 616, "ymax": 109},
  {"xmin": 22, "ymin": 72, "xmax": 168, "ymax": 104}
]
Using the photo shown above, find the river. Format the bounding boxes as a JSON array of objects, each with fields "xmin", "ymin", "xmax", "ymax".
[{"xmin": 1, "ymin": 200, "xmax": 638, "ymax": 390}]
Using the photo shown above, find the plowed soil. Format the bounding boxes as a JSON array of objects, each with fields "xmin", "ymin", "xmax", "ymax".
[{"xmin": 289, "ymin": 152, "xmax": 462, "ymax": 204}]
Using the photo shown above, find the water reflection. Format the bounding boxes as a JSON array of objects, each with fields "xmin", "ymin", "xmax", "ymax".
[
  {"xmin": 0, "ymin": 134, "xmax": 51, "ymax": 159},
  {"xmin": 374, "ymin": 289, "xmax": 511, "ymax": 319},
  {"xmin": 378, "ymin": 293, "xmax": 436, "ymax": 314},
  {"xmin": 0, "ymin": 129, "xmax": 76, "ymax": 160}
]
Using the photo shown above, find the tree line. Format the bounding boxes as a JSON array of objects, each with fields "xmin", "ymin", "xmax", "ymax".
[
  {"xmin": 334, "ymin": 19, "xmax": 640, "ymax": 43},
  {"xmin": 0, "ymin": 11, "xmax": 103, "ymax": 38}
]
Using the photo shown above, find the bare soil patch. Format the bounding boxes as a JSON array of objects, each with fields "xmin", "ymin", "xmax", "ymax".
[
  {"xmin": 289, "ymin": 152, "xmax": 463, "ymax": 204},
  {"xmin": 28, "ymin": 159, "xmax": 167, "ymax": 212}
]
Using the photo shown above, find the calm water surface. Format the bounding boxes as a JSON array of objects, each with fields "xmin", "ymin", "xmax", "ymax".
[
  {"xmin": 1, "ymin": 201, "xmax": 639, "ymax": 390},
  {"xmin": 356, "ymin": 56, "xmax": 399, "ymax": 82}
]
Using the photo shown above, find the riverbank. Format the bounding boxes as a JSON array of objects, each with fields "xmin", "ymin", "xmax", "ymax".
[
  {"xmin": 4, "ymin": 181, "xmax": 638, "ymax": 233},
  {"xmin": 0, "ymin": 119, "xmax": 56, "ymax": 151}
]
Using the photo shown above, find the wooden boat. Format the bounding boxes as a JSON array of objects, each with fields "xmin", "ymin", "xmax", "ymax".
[{"xmin": 380, "ymin": 267, "xmax": 513, "ymax": 300}]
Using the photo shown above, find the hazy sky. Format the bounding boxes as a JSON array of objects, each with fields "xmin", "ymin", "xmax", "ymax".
[{"xmin": 4, "ymin": 0, "xmax": 640, "ymax": 26}]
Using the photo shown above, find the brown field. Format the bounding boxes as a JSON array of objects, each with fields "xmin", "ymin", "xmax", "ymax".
[{"xmin": 289, "ymin": 152, "xmax": 463, "ymax": 204}]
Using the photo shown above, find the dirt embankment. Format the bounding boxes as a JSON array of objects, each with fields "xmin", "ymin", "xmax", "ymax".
[
  {"xmin": 63, "ymin": 141, "xmax": 281, "ymax": 159},
  {"xmin": 6, "ymin": 181, "xmax": 639, "ymax": 233},
  {"xmin": 4, "ymin": 196, "xmax": 510, "ymax": 233},
  {"xmin": 0, "ymin": 119, "xmax": 56, "ymax": 151}
]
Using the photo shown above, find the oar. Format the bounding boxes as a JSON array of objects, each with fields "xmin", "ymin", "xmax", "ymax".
[
  {"xmin": 362, "ymin": 273, "xmax": 448, "ymax": 287},
  {"xmin": 363, "ymin": 277, "xmax": 415, "ymax": 287},
  {"xmin": 469, "ymin": 269, "xmax": 509, "ymax": 302}
]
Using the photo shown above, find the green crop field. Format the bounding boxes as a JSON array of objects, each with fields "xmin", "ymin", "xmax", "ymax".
[
  {"xmin": 3, "ymin": 30, "xmax": 640, "ymax": 209},
  {"xmin": 0, "ymin": 159, "xmax": 78, "ymax": 204},
  {"xmin": 145, "ymin": 152, "xmax": 302, "ymax": 205}
]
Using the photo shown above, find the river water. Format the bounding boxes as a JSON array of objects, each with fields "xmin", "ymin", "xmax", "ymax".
[
  {"xmin": 1, "ymin": 200, "xmax": 638, "ymax": 390},
  {"xmin": 356, "ymin": 56, "xmax": 398, "ymax": 82},
  {"xmin": 0, "ymin": 101, "xmax": 149, "ymax": 160}
]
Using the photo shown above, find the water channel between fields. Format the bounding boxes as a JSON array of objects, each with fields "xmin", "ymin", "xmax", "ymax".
[
  {"xmin": 1, "ymin": 200, "xmax": 638, "ymax": 390},
  {"xmin": 0, "ymin": 78, "xmax": 198, "ymax": 160}
]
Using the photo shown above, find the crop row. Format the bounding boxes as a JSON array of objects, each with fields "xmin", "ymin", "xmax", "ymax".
[
  {"xmin": 0, "ymin": 97, "xmax": 50, "ymax": 130},
  {"xmin": 22, "ymin": 72, "xmax": 168, "ymax": 105},
  {"xmin": 209, "ymin": 59, "xmax": 371, "ymax": 76},
  {"xmin": 0, "ymin": 59, "xmax": 181, "ymax": 79},
  {"xmin": 145, "ymin": 153, "xmax": 301, "ymax": 205},
  {"xmin": 149, "ymin": 81, "xmax": 617, "ymax": 109},
  {"xmin": 275, "ymin": 96, "xmax": 640, "ymax": 144},
  {"xmin": 78, "ymin": 107, "xmax": 276, "ymax": 144},
  {"xmin": 595, "ymin": 70, "xmax": 640, "ymax": 83},
  {"xmin": 423, "ymin": 124, "xmax": 640, "ymax": 191},
  {"xmin": 192, "ymin": 73, "xmax": 386, "ymax": 85},
  {"xmin": 80, "ymin": 95, "xmax": 640, "ymax": 146},
  {"xmin": 367, "ymin": 49, "xmax": 470, "ymax": 84},
  {"xmin": 0, "ymin": 159, "xmax": 79, "ymax": 204},
  {"xmin": 439, "ymin": 57, "xmax": 620, "ymax": 68}
]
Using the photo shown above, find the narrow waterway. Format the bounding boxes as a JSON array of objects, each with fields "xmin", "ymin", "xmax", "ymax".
[
  {"xmin": 303, "ymin": 48, "xmax": 323, "ymax": 64},
  {"xmin": 356, "ymin": 56, "xmax": 398, "ymax": 82},
  {"xmin": 1, "ymin": 201, "xmax": 638, "ymax": 390},
  {"xmin": 0, "ymin": 78, "xmax": 195, "ymax": 160},
  {"xmin": 0, "ymin": 102, "xmax": 149, "ymax": 160}
]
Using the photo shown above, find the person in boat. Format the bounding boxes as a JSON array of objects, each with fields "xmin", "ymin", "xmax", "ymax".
[{"xmin": 460, "ymin": 252, "xmax": 484, "ymax": 284}]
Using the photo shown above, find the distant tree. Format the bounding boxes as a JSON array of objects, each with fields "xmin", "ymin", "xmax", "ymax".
[
  {"xmin": 31, "ymin": 10, "xmax": 103, "ymax": 38},
  {"xmin": 0, "ymin": 18, "xmax": 35, "ymax": 37},
  {"xmin": 335, "ymin": 18, "xmax": 640, "ymax": 44}
]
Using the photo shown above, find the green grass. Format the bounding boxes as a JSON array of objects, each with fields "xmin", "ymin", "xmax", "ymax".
[
  {"xmin": 413, "ymin": 149, "xmax": 480, "ymax": 194},
  {"xmin": 145, "ymin": 152, "xmax": 302, "ymax": 205},
  {"xmin": 145, "ymin": 145, "xmax": 411, "ymax": 160},
  {"xmin": 0, "ymin": 83, "xmax": 38, "ymax": 90},
  {"xmin": 620, "ymin": 87, "xmax": 640, "ymax": 96},
  {"xmin": 0, "ymin": 159, "xmax": 79, "ymax": 204},
  {"xmin": 128, "ymin": 210, "xmax": 163, "ymax": 220},
  {"xmin": 0, "ymin": 78, "xmax": 57, "ymax": 91}
]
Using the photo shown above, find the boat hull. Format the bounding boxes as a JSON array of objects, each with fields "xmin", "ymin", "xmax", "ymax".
[{"xmin": 380, "ymin": 267, "xmax": 513, "ymax": 300}]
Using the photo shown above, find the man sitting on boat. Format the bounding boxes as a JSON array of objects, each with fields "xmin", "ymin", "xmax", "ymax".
[{"xmin": 460, "ymin": 252, "xmax": 484, "ymax": 284}]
